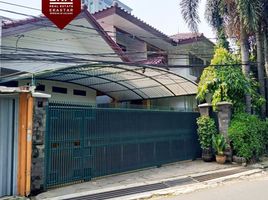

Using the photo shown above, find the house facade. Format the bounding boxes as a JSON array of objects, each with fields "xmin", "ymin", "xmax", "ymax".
[
  {"xmin": 93, "ymin": 5, "xmax": 215, "ymax": 110},
  {"xmin": 0, "ymin": 5, "xmax": 205, "ymax": 198},
  {"xmin": 93, "ymin": 5, "xmax": 215, "ymax": 82},
  {"xmin": 1, "ymin": 6, "xmax": 129, "ymax": 104}
]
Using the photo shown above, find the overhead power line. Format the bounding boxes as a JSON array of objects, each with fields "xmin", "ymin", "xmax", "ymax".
[
  {"xmin": 0, "ymin": 1, "xmax": 40, "ymax": 11},
  {"xmin": 0, "ymin": 5, "xmax": 221, "ymax": 42}
]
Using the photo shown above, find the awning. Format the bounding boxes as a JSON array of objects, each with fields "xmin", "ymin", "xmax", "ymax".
[{"xmin": 2, "ymin": 62, "xmax": 197, "ymax": 101}]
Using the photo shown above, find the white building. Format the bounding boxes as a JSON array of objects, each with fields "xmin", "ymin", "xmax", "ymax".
[{"xmin": 82, "ymin": 0, "xmax": 132, "ymax": 13}]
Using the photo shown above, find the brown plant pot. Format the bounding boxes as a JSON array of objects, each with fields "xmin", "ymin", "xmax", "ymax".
[
  {"xmin": 216, "ymin": 155, "xmax": 227, "ymax": 164},
  {"xmin": 202, "ymin": 148, "xmax": 213, "ymax": 162}
]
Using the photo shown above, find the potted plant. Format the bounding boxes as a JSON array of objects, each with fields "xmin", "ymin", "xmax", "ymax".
[
  {"xmin": 197, "ymin": 116, "xmax": 217, "ymax": 162},
  {"xmin": 212, "ymin": 134, "xmax": 227, "ymax": 164}
]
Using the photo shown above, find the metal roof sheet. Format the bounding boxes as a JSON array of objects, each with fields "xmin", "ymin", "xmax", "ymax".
[{"xmin": 5, "ymin": 62, "xmax": 197, "ymax": 101}]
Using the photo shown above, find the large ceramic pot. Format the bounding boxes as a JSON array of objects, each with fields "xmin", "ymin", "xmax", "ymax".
[
  {"xmin": 202, "ymin": 148, "xmax": 213, "ymax": 162},
  {"xmin": 216, "ymin": 155, "xmax": 227, "ymax": 164}
]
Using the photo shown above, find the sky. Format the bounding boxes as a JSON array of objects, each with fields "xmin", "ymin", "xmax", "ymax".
[{"xmin": 0, "ymin": 0, "xmax": 215, "ymax": 40}]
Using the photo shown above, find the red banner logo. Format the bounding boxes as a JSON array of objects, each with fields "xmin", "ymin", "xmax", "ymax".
[{"xmin": 42, "ymin": 0, "xmax": 81, "ymax": 30}]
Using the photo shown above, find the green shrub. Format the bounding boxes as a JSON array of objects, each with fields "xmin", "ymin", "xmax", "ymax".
[
  {"xmin": 228, "ymin": 113, "xmax": 266, "ymax": 161},
  {"xmin": 197, "ymin": 47, "xmax": 265, "ymax": 113},
  {"xmin": 197, "ymin": 116, "xmax": 217, "ymax": 149},
  {"xmin": 212, "ymin": 134, "xmax": 227, "ymax": 155}
]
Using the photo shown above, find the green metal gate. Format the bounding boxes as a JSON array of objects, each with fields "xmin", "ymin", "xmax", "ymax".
[{"xmin": 45, "ymin": 102, "xmax": 201, "ymax": 188}]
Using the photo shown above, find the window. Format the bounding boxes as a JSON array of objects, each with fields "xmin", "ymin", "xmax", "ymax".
[
  {"xmin": 52, "ymin": 86, "xmax": 67, "ymax": 94},
  {"xmin": 189, "ymin": 54, "xmax": 204, "ymax": 77},
  {"xmin": 36, "ymin": 84, "xmax": 45, "ymax": 91},
  {"xmin": 73, "ymin": 89, "xmax": 87, "ymax": 96}
]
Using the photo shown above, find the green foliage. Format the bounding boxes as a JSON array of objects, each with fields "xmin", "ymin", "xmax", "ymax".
[
  {"xmin": 228, "ymin": 113, "xmax": 266, "ymax": 161},
  {"xmin": 197, "ymin": 47, "xmax": 265, "ymax": 113},
  {"xmin": 212, "ymin": 134, "xmax": 226, "ymax": 155},
  {"xmin": 197, "ymin": 116, "xmax": 217, "ymax": 149},
  {"xmin": 237, "ymin": 0, "xmax": 263, "ymax": 32},
  {"xmin": 196, "ymin": 66, "xmax": 217, "ymax": 101}
]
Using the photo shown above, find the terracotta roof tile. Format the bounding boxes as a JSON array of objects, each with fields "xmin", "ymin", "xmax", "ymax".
[
  {"xmin": 93, "ymin": 6, "xmax": 176, "ymax": 45},
  {"xmin": 135, "ymin": 56, "xmax": 167, "ymax": 65},
  {"xmin": 170, "ymin": 33, "xmax": 204, "ymax": 43}
]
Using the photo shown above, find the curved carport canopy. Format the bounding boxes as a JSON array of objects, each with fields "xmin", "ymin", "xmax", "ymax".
[{"xmin": 31, "ymin": 63, "xmax": 197, "ymax": 101}]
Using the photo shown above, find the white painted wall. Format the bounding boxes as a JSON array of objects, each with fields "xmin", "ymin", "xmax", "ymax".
[
  {"xmin": 19, "ymin": 80, "xmax": 97, "ymax": 104},
  {"xmin": 2, "ymin": 17, "xmax": 122, "ymax": 73}
]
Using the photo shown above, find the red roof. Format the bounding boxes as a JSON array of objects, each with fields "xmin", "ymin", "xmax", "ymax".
[
  {"xmin": 93, "ymin": 6, "xmax": 214, "ymax": 46},
  {"xmin": 170, "ymin": 33, "xmax": 204, "ymax": 44},
  {"xmin": 2, "ymin": 6, "xmax": 130, "ymax": 62},
  {"xmin": 93, "ymin": 6, "xmax": 176, "ymax": 45}
]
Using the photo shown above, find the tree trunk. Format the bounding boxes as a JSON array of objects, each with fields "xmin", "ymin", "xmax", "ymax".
[
  {"xmin": 256, "ymin": 30, "xmax": 266, "ymax": 118},
  {"xmin": 264, "ymin": 27, "xmax": 268, "ymax": 115},
  {"xmin": 240, "ymin": 24, "xmax": 251, "ymax": 113}
]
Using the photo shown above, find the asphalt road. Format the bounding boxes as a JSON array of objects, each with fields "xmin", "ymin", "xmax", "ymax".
[{"xmin": 165, "ymin": 173, "xmax": 268, "ymax": 200}]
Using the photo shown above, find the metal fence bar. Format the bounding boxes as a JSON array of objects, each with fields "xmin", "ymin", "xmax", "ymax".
[{"xmin": 45, "ymin": 102, "xmax": 201, "ymax": 188}]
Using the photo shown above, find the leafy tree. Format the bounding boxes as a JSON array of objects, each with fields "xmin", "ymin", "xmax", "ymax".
[
  {"xmin": 180, "ymin": 0, "xmax": 268, "ymax": 114},
  {"xmin": 197, "ymin": 47, "xmax": 265, "ymax": 113}
]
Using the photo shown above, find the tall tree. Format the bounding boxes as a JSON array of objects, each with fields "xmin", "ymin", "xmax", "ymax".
[
  {"xmin": 262, "ymin": 0, "xmax": 268, "ymax": 114},
  {"xmin": 205, "ymin": 0, "xmax": 229, "ymax": 49},
  {"xmin": 180, "ymin": 0, "xmax": 266, "ymax": 114},
  {"xmin": 237, "ymin": 0, "xmax": 265, "ymax": 116}
]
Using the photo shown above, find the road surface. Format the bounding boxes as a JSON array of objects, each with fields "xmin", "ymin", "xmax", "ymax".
[{"xmin": 164, "ymin": 172, "xmax": 268, "ymax": 200}]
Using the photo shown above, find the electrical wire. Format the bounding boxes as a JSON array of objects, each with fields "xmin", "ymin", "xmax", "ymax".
[
  {"xmin": 0, "ymin": 5, "xmax": 221, "ymax": 43},
  {"xmin": 0, "ymin": 4, "xmax": 251, "ymax": 81},
  {"xmin": 0, "ymin": 1, "xmax": 40, "ymax": 11},
  {"xmin": 0, "ymin": 7, "xmax": 217, "ymax": 58}
]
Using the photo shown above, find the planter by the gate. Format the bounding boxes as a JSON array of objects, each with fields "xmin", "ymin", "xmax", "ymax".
[
  {"xmin": 216, "ymin": 155, "xmax": 226, "ymax": 164},
  {"xmin": 202, "ymin": 148, "xmax": 213, "ymax": 162}
]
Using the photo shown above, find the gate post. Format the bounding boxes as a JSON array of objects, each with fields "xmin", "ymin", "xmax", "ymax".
[
  {"xmin": 216, "ymin": 102, "xmax": 233, "ymax": 162},
  {"xmin": 30, "ymin": 93, "xmax": 50, "ymax": 194},
  {"xmin": 198, "ymin": 103, "xmax": 212, "ymax": 116},
  {"xmin": 216, "ymin": 102, "xmax": 232, "ymax": 140}
]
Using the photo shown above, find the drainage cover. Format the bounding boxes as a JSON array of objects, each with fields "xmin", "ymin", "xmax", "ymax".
[
  {"xmin": 69, "ymin": 168, "xmax": 248, "ymax": 200},
  {"xmin": 69, "ymin": 183, "xmax": 168, "ymax": 200},
  {"xmin": 192, "ymin": 168, "xmax": 248, "ymax": 182},
  {"xmin": 163, "ymin": 177, "xmax": 195, "ymax": 187},
  {"xmin": 69, "ymin": 177, "xmax": 194, "ymax": 200}
]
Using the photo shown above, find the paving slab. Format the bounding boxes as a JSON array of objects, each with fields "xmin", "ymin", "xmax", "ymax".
[{"xmin": 35, "ymin": 160, "xmax": 235, "ymax": 200}]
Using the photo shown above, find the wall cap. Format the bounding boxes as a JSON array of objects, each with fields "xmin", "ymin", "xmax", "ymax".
[
  {"xmin": 198, "ymin": 103, "xmax": 212, "ymax": 108},
  {"xmin": 31, "ymin": 92, "xmax": 51, "ymax": 99},
  {"xmin": 216, "ymin": 101, "xmax": 233, "ymax": 106}
]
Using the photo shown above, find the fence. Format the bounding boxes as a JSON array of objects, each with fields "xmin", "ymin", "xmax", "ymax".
[{"xmin": 45, "ymin": 102, "xmax": 201, "ymax": 188}]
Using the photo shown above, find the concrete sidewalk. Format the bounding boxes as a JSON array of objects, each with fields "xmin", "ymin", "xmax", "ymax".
[{"xmin": 35, "ymin": 160, "xmax": 242, "ymax": 200}]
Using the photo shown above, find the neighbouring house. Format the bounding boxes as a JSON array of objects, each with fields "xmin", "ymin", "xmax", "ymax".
[
  {"xmin": 93, "ymin": 5, "xmax": 215, "ymax": 81},
  {"xmin": 1, "ymin": 6, "xmax": 128, "ymax": 105},
  {"xmin": 0, "ymin": 7, "xmax": 200, "ymax": 198},
  {"xmin": 93, "ymin": 5, "xmax": 215, "ymax": 110}
]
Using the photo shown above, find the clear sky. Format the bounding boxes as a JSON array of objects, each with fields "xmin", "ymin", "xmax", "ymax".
[{"xmin": 0, "ymin": 0, "xmax": 215, "ymax": 40}]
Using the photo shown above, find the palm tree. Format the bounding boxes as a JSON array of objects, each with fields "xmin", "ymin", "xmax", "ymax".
[
  {"xmin": 237, "ymin": 0, "xmax": 265, "ymax": 116},
  {"xmin": 262, "ymin": 1, "xmax": 268, "ymax": 113},
  {"xmin": 205, "ymin": 0, "xmax": 229, "ymax": 49},
  {"xmin": 180, "ymin": 0, "xmax": 266, "ymax": 114}
]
